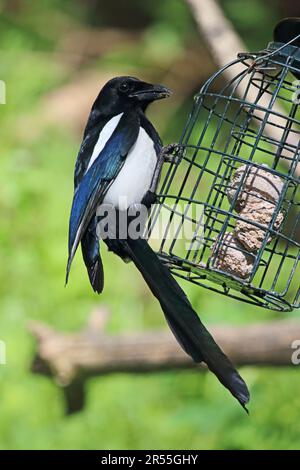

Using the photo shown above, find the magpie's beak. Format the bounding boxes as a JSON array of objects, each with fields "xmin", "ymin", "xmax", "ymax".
[{"xmin": 129, "ymin": 84, "xmax": 172, "ymax": 102}]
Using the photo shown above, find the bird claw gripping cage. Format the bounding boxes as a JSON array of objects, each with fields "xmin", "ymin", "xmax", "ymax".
[{"xmin": 149, "ymin": 23, "xmax": 300, "ymax": 312}]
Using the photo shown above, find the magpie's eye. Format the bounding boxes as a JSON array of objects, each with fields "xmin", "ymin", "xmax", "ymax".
[{"xmin": 119, "ymin": 82, "xmax": 130, "ymax": 93}]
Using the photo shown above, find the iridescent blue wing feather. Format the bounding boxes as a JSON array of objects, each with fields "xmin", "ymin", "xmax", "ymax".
[{"xmin": 66, "ymin": 111, "xmax": 139, "ymax": 283}]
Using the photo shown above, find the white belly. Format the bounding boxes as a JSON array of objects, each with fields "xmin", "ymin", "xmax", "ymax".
[{"xmin": 103, "ymin": 127, "xmax": 157, "ymax": 210}]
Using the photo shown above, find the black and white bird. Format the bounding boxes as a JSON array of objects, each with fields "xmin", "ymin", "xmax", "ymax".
[{"xmin": 66, "ymin": 76, "xmax": 250, "ymax": 410}]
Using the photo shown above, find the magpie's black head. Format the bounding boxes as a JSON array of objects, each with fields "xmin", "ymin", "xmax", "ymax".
[{"xmin": 92, "ymin": 76, "xmax": 172, "ymax": 116}]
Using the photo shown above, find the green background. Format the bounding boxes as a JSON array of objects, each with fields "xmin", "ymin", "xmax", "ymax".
[{"xmin": 0, "ymin": 0, "xmax": 299, "ymax": 450}]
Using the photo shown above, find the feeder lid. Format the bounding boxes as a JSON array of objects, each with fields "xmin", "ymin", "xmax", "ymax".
[
  {"xmin": 273, "ymin": 17, "xmax": 300, "ymax": 47},
  {"xmin": 266, "ymin": 41, "xmax": 300, "ymax": 72},
  {"xmin": 268, "ymin": 18, "xmax": 300, "ymax": 75}
]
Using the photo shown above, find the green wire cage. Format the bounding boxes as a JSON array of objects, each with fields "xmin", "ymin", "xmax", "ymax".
[{"xmin": 149, "ymin": 23, "xmax": 300, "ymax": 312}]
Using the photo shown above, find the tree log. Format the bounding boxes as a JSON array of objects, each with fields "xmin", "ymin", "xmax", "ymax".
[{"xmin": 29, "ymin": 308, "xmax": 300, "ymax": 412}]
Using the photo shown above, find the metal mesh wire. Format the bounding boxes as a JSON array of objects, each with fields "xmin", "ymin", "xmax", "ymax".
[{"xmin": 149, "ymin": 41, "xmax": 300, "ymax": 311}]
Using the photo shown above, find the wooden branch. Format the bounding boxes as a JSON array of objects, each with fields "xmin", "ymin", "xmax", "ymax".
[
  {"xmin": 29, "ymin": 309, "xmax": 300, "ymax": 381},
  {"xmin": 29, "ymin": 308, "xmax": 300, "ymax": 412},
  {"xmin": 185, "ymin": 0, "xmax": 300, "ymax": 177}
]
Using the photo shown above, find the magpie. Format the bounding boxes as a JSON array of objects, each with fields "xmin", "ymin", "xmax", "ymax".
[{"xmin": 66, "ymin": 76, "xmax": 250, "ymax": 411}]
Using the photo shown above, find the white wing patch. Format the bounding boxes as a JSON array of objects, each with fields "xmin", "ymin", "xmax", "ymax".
[{"xmin": 85, "ymin": 112, "xmax": 123, "ymax": 173}]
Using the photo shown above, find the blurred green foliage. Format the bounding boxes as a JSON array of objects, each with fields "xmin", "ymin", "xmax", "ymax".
[{"xmin": 0, "ymin": 0, "xmax": 300, "ymax": 450}]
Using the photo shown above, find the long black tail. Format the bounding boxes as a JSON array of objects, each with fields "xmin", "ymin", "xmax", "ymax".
[{"xmin": 124, "ymin": 237, "xmax": 250, "ymax": 411}]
